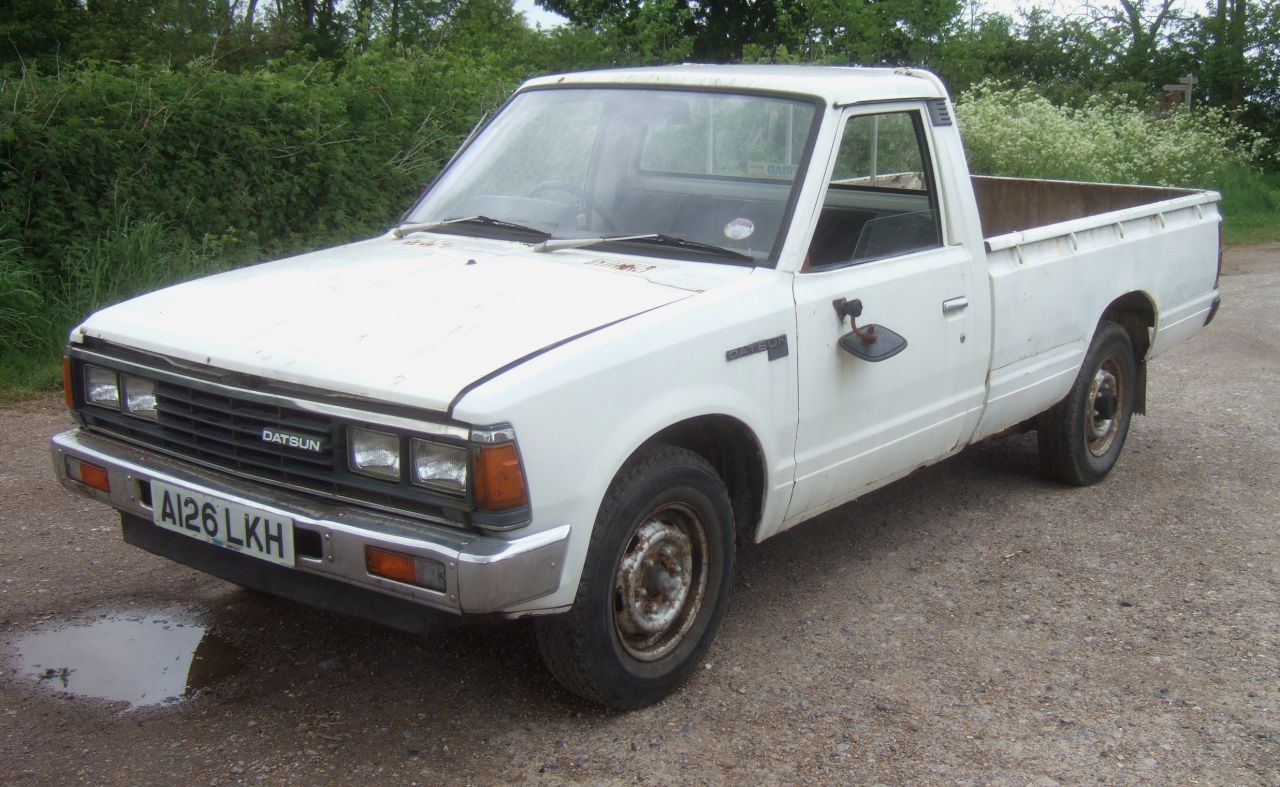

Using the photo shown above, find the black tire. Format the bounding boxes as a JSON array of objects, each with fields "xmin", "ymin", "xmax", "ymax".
[
  {"xmin": 1037, "ymin": 320, "xmax": 1138, "ymax": 486},
  {"xmin": 535, "ymin": 444, "xmax": 735, "ymax": 709}
]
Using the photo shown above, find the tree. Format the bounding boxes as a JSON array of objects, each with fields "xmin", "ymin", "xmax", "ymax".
[
  {"xmin": 1082, "ymin": 0, "xmax": 1187, "ymax": 87},
  {"xmin": 1115, "ymin": 0, "xmax": 1178, "ymax": 76},
  {"xmin": 1019, "ymin": 10, "xmax": 1109, "ymax": 84},
  {"xmin": 535, "ymin": 0, "xmax": 794, "ymax": 61},
  {"xmin": 1201, "ymin": 0, "xmax": 1249, "ymax": 108},
  {"xmin": 924, "ymin": 10, "xmax": 1021, "ymax": 90},
  {"xmin": 802, "ymin": 0, "xmax": 964, "ymax": 66},
  {"xmin": 1186, "ymin": 0, "xmax": 1279, "ymax": 145},
  {"xmin": 0, "ymin": 0, "xmax": 87, "ymax": 66}
]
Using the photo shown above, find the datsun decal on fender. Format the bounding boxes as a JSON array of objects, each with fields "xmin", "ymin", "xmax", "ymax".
[{"xmin": 725, "ymin": 335, "xmax": 788, "ymax": 362}]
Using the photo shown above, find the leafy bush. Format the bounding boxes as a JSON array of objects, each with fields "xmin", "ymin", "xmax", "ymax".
[
  {"xmin": 0, "ymin": 49, "xmax": 526, "ymax": 392},
  {"xmin": 0, "ymin": 50, "xmax": 522, "ymax": 275},
  {"xmin": 955, "ymin": 82, "xmax": 1271, "ymax": 187}
]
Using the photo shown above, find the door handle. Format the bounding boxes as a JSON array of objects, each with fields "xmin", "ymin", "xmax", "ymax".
[{"xmin": 942, "ymin": 296, "xmax": 969, "ymax": 315}]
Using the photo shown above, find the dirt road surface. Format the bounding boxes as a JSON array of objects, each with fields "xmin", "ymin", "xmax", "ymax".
[{"xmin": 2, "ymin": 246, "xmax": 1277, "ymax": 785}]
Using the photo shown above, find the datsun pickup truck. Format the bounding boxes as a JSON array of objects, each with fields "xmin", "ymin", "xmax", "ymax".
[{"xmin": 52, "ymin": 65, "xmax": 1223, "ymax": 708}]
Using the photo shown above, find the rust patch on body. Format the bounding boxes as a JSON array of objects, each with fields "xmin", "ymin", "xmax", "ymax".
[
  {"xmin": 401, "ymin": 238, "xmax": 454, "ymax": 249},
  {"xmin": 585, "ymin": 259, "xmax": 657, "ymax": 274}
]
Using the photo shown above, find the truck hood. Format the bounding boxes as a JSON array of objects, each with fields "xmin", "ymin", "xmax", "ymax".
[{"xmin": 76, "ymin": 235, "xmax": 705, "ymax": 413}]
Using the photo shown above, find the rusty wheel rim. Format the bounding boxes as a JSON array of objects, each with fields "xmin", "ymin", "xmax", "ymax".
[
  {"xmin": 1086, "ymin": 355, "xmax": 1125, "ymax": 457},
  {"xmin": 612, "ymin": 502, "xmax": 709, "ymax": 662}
]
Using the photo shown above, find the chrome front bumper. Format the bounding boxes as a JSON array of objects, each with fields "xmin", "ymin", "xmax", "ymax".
[{"xmin": 51, "ymin": 429, "xmax": 569, "ymax": 616}]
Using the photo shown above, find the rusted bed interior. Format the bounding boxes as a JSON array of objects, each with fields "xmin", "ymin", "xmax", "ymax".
[{"xmin": 972, "ymin": 176, "xmax": 1198, "ymax": 239}]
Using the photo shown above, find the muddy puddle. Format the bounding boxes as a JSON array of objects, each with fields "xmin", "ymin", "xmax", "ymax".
[{"xmin": 9, "ymin": 606, "xmax": 242, "ymax": 708}]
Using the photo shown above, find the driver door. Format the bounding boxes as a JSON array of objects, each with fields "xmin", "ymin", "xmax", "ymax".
[{"xmin": 785, "ymin": 104, "xmax": 984, "ymax": 523}]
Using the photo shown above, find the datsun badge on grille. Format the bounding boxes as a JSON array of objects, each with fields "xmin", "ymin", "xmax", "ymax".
[{"xmin": 261, "ymin": 427, "xmax": 328, "ymax": 454}]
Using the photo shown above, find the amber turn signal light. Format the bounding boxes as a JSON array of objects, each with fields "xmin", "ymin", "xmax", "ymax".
[
  {"xmin": 81, "ymin": 463, "xmax": 110, "ymax": 492},
  {"xmin": 473, "ymin": 442, "xmax": 528, "ymax": 511},
  {"xmin": 66, "ymin": 457, "xmax": 110, "ymax": 493},
  {"xmin": 364, "ymin": 546, "xmax": 446, "ymax": 591},
  {"xmin": 365, "ymin": 546, "xmax": 418, "ymax": 584}
]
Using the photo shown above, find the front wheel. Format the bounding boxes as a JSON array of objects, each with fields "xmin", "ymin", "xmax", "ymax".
[
  {"xmin": 535, "ymin": 445, "xmax": 735, "ymax": 709},
  {"xmin": 1037, "ymin": 321, "xmax": 1138, "ymax": 485}
]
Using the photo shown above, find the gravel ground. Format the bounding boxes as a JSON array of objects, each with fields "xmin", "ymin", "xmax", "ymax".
[{"xmin": 1, "ymin": 245, "xmax": 1277, "ymax": 786}]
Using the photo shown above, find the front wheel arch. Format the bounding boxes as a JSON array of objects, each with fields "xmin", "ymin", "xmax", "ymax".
[
  {"xmin": 647, "ymin": 414, "xmax": 766, "ymax": 547},
  {"xmin": 534, "ymin": 444, "xmax": 735, "ymax": 709}
]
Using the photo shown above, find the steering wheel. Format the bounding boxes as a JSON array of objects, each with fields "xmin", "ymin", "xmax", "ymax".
[{"xmin": 526, "ymin": 180, "xmax": 620, "ymax": 233}]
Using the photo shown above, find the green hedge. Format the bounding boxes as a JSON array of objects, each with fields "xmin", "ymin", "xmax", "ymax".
[
  {"xmin": 3, "ymin": 61, "xmax": 1277, "ymax": 394},
  {"xmin": 0, "ymin": 49, "xmax": 526, "ymax": 391},
  {"xmin": 0, "ymin": 50, "xmax": 520, "ymax": 276}
]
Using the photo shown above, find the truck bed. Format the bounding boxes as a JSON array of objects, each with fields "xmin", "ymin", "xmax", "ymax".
[
  {"xmin": 969, "ymin": 175, "xmax": 1222, "ymax": 443},
  {"xmin": 971, "ymin": 176, "xmax": 1203, "ymax": 239}
]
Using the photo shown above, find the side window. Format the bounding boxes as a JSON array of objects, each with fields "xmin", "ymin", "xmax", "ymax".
[{"xmin": 806, "ymin": 110, "xmax": 942, "ymax": 269}]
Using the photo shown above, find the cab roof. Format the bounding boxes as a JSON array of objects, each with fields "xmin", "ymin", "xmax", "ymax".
[{"xmin": 520, "ymin": 64, "xmax": 950, "ymax": 106}]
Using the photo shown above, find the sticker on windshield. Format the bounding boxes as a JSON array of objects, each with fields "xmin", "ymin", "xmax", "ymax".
[
  {"xmin": 724, "ymin": 218, "xmax": 755, "ymax": 241},
  {"xmin": 747, "ymin": 162, "xmax": 797, "ymax": 179}
]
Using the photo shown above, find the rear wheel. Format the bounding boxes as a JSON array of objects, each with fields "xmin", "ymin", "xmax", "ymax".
[
  {"xmin": 535, "ymin": 445, "xmax": 734, "ymax": 709},
  {"xmin": 1038, "ymin": 321, "xmax": 1138, "ymax": 485}
]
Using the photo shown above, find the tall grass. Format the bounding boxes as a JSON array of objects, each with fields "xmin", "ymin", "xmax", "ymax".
[
  {"xmin": 55, "ymin": 217, "xmax": 211, "ymax": 323},
  {"xmin": 0, "ymin": 216, "xmax": 235, "ymax": 393},
  {"xmin": 0, "ymin": 238, "xmax": 46, "ymax": 349},
  {"xmin": 1211, "ymin": 166, "xmax": 1280, "ymax": 246}
]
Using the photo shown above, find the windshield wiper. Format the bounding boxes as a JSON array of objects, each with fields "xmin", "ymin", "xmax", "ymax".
[
  {"xmin": 532, "ymin": 233, "xmax": 755, "ymax": 264},
  {"xmin": 532, "ymin": 234, "xmax": 663, "ymax": 252},
  {"xmin": 392, "ymin": 216, "xmax": 550, "ymax": 240}
]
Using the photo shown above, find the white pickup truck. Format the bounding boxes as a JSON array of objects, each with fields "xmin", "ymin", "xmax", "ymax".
[{"xmin": 52, "ymin": 65, "xmax": 1222, "ymax": 708}]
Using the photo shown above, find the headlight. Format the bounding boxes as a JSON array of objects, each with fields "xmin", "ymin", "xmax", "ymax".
[
  {"xmin": 348, "ymin": 426, "xmax": 401, "ymax": 480},
  {"xmin": 122, "ymin": 375, "xmax": 158, "ymax": 419},
  {"xmin": 85, "ymin": 366, "xmax": 120, "ymax": 409},
  {"xmin": 410, "ymin": 438, "xmax": 467, "ymax": 494}
]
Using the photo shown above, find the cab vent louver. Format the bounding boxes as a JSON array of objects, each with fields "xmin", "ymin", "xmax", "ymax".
[{"xmin": 927, "ymin": 99, "xmax": 953, "ymax": 126}]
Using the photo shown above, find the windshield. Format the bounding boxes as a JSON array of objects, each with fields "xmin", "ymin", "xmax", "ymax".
[{"xmin": 406, "ymin": 87, "xmax": 820, "ymax": 264}]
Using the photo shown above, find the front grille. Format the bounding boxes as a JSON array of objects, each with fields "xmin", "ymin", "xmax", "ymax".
[
  {"xmin": 78, "ymin": 373, "xmax": 462, "ymax": 523},
  {"xmin": 154, "ymin": 381, "xmax": 340, "ymax": 491}
]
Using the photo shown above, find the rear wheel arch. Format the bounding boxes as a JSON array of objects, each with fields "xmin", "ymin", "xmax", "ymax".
[
  {"xmin": 1038, "ymin": 320, "xmax": 1137, "ymax": 485},
  {"xmin": 1101, "ymin": 291, "xmax": 1156, "ymax": 414}
]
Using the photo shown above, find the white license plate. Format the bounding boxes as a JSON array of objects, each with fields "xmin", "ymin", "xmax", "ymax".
[{"xmin": 151, "ymin": 481, "xmax": 296, "ymax": 566}]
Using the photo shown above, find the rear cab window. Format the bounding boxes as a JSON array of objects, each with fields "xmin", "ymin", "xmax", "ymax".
[
  {"xmin": 641, "ymin": 96, "xmax": 809, "ymax": 180},
  {"xmin": 625, "ymin": 93, "xmax": 818, "ymax": 261}
]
